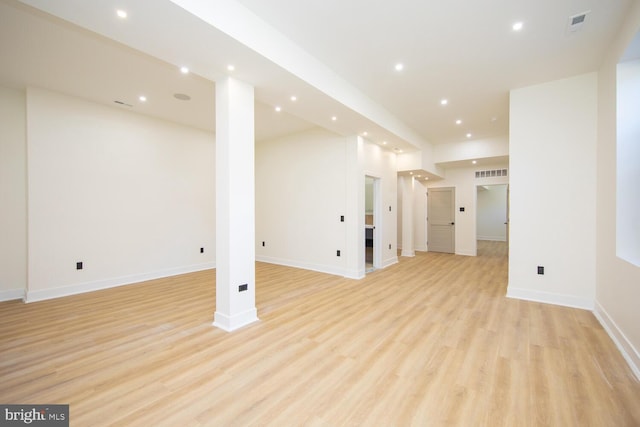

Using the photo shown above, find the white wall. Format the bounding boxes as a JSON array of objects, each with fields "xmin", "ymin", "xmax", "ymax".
[
  {"xmin": 255, "ymin": 128, "xmax": 352, "ymax": 276},
  {"xmin": 0, "ymin": 86, "xmax": 27, "ymax": 301},
  {"xmin": 508, "ymin": 73, "xmax": 597, "ymax": 310},
  {"xmin": 477, "ymin": 184, "xmax": 507, "ymax": 241},
  {"xmin": 433, "ymin": 136, "xmax": 509, "ymax": 164},
  {"xmin": 25, "ymin": 88, "xmax": 215, "ymax": 301},
  {"xmin": 428, "ymin": 163, "xmax": 508, "ymax": 256},
  {"xmin": 255, "ymin": 130, "xmax": 397, "ymax": 279},
  {"xmin": 616, "ymin": 58, "xmax": 640, "ymax": 266},
  {"xmin": 595, "ymin": 1, "xmax": 640, "ymax": 379}
]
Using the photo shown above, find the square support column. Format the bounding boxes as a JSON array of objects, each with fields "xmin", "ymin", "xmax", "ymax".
[
  {"xmin": 401, "ymin": 175, "xmax": 415, "ymax": 257},
  {"xmin": 213, "ymin": 77, "xmax": 258, "ymax": 331}
]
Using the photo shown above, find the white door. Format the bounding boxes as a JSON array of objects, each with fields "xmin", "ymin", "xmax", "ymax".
[{"xmin": 428, "ymin": 187, "xmax": 455, "ymax": 253}]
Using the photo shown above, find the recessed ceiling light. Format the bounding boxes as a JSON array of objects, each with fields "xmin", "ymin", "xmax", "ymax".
[
  {"xmin": 331, "ymin": 116, "xmax": 337, "ymax": 121},
  {"xmin": 512, "ymin": 21, "xmax": 524, "ymax": 31},
  {"xmin": 394, "ymin": 148, "xmax": 403, "ymax": 153},
  {"xmin": 180, "ymin": 66, "xmax": 189, "ymax": 74},
  {"xmin": 275, "ymin": 106, "xmax": 281, "ymax": 112},
  {"xmin": 472, "ymin": 160, "xmax": 477, "ymax": 164},
  {"xmin": 395, "ymin": 63, "xmax": 404, "ymax": 71},
  {"xmin": 362, "ymin": 131, "xmax": 368, "ymax": 136},
  {"xmin": 382, "ymin": 141, "xmax": 387, "ymax": 145},
  {"xmin": 416, "ymin": 175, "xmax": 422, "ymax": 178},
  {"xmin": 424, "ymin": 177, "xmax": 429, "ymax": 181},
  {"xmin": 174, "ymin": 93, "xmax": 191, "ymax": 101},
  {"xmin": 290, "ymin": 96, "xmax": 297, "ymax": 102},
  {"xmin": 116, "ymin": 9, "xmax": 127, "ymax": 19},
  {"xmin": 138, "ymin": 95, "xmax": 147, "ymax": 102},
  {"xmin": 440, "ymin": 99, "xmax": 448, "ymax": 106},
  {"xmin": 455, "ymin": 119, "xmax": 462, "ymax": 125},
  {"xmin": 491, "ymin": 117, "xmax": 498, "ymax": 122},
  {"xmin": 227, "ymin": 65, "xmax": 235, "ymax": 72},
  {"xmin": 409, "ymin": 172, "xmax": 413, "ymax": 175},
  {"xmin": 466, "ymin": 133, "xmax": 472, "ymax": 138}
]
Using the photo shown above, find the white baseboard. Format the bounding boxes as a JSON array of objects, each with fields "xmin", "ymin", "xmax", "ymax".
[
  {"xmin": 256, "ymin": 255, "xmax": 350, "ymax": 278},
  {"xmin": 478, "ymin": 236, "xmax": 507, "ymax": 242},
  {"xmin": 213, "ymin": 308, "xmax": 259, "ymax": 332},
  {"xmin": 455, "ymin": 249, "xmax": 476, "ymax": 256},
  {"xmin": 506, "ymin": 286, "xmax": 594, "ymax": 310},
  {"xmin": 593, "ymin": 301, "xmax": 640, "ymax": 381},
  {"xmin": 401, "ymin": 249, "xmax": 415, "ymax": 257},
  {"xmin": 0, "ymin": 288, "xmax": 25, "ymax": 302},
  {"xmin": 380, "ymin": 256, "xmax": 398, "ymax": 269},
  {"xmin": 256, "ymin": 255, "xmax": 396, "ymax": 279},
  {"xmin": 24, "ymin": 262, "xmax": 215, "ymax": 303}
]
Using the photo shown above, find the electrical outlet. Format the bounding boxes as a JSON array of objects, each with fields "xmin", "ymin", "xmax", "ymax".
[
  {"xmin": 262, "ymin": 241, "xmax": 265, "ymax": 247},
  {"xmin": 340, "ymin": 215, "xmax": 344, "ymax": 222},
  {"xmin": 537, "ymin": 266, "xmax": 544, "ymax": 275},
  {"xmin": 336, "ymin": 250, "xmax": 341, "ymax": 257},
  {"xmin": 200, "ymin": 247, "xmax": 204, "ymax": 253},
  {"xmin": 76, "ymin": 262, "xmax": 83, "ymax": 270},
  {"xmin": 389, "ymin": 244, "xmax": 391, "ymax": 250},
  {"xmin": 239, "ymin": 284, "xmax": 248, "ymax": 292}
]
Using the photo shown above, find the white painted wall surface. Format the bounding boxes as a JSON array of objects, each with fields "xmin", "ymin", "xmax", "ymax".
[
  {"xmin": 616, "ymin": 59, "xmax": 640, "ymax": 267},
  {"xmin": 428, "ymin": 163, "xmax": 508, "ymax": 256},
  {"xmin": 0, "ymin": 86, "xmax": 27, "ymax": 301},
  {"xmin": 26, "ymin": 88, "xmax": 215, "ymax": 301},
  {"xmin": 596, "ymin": 3, "xmax": 640, "ymax": 379},
  {"xmin": 255, "ymin": 131, "xmax": 397, "ymax": 278},
  {"xmin": 255, "ymin": 128, "xmax": 351, "ymax": 276},
  {"xmin": 508, "ymin": 73, "xmax": 597, "ymax": 310},
  {"xmin": 477, "ymin": 185, "xmax": 507, "ymax": 241}
]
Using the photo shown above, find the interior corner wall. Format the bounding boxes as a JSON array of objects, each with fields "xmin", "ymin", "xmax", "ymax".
[
  {"xmin": 255, "ymin": 128, "xmax": 353, "ymax": 277},
  {"xmin": 508, "ymin": 72, "xmax": 597, "ymax": 310},
  {"xmin": 0, "ymin": 86, "xmax": 27, "ymax": 301},
  {"xmin": 595, "ymin": 2, "xmax": 640, "ymax": 379},
  {"xmin": 427, "ymin": 163, "xmax": 508, "ymax": 256},
  {"xmin": 25, "ymin": 87, "xmax": 216, "ymax": 302}
]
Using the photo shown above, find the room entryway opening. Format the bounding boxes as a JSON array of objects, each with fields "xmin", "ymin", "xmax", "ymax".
[{"xmin": 365, "ymin": 176, "xmax": 380, "ymax": 273}]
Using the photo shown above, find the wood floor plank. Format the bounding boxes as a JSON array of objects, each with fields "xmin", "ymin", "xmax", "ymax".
[{"xmin": 1, "ymin": 241, "xmax": 639, "ymax": 426}]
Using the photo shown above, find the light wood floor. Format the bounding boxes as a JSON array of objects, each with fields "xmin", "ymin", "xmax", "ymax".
[{"xmin": 1, "ymin": 241, "xmax": 639, "ymax": 426}]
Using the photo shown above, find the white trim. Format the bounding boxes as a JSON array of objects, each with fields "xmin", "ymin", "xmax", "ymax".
[
  {"xmin": 256, "ymin": 255, "xmax": 350, "ymax": 278},
  {"xmin": 401, "ymin": 249, "xmax": 415, "ymax": 257},
  {"xmin": 24, "ymin": 262, "xmax": 215, "ymax": 303},
  {"xmin": 506, "ymin": 286, "xmax": 594, "ymax": 310},
  {"xmin": 477, "ymin": 236, "xmax": 507, "ymax": 242},
  {"xmin": 455, "ymin": 250, "xmax": 476, "ymax": 256},
  {"xmin": 593, "ymin": 301, "xmax": 640, "ymax": 381},
  {"xmin": 256, "ymin": 255, "xmax": 395, "ymax": 279},
  {"xmin": 0, "ymin": 288, "xmax": 25, "ymax": 302},
  {"xmin": 213, "ymin": 308, "xmax": 259, "ymax": 332},
  {"xmin": 380, "ymin": 256, "xmax": 398, "ymax": 269}
]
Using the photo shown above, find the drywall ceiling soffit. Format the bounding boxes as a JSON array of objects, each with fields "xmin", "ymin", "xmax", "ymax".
[
  {"xmin": 5, "ymin": 0, "xmax": 633, "ymax": 148},
  {"xmin": 436, "ymin": 155, "xmax": 510, "ymax": 170},
  {"xmin": 236, "ymin": 0, "xmax": 632, "ymax": 144},
  {"xmin": 7, "ymin": 0, "xmax": 425, "ymax": 152}
]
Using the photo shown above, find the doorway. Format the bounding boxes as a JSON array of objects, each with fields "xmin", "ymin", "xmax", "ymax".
[
  {"xmin": 427, "ymin": 187, "xmax": 455, "ymax": 253},
  {"xmin": 365, "ymin": 176, "xmax": 380, "ymax": 273},
  {"xmin": 476, "ymin": 184, "xmax": 508, "ymax": 242}
]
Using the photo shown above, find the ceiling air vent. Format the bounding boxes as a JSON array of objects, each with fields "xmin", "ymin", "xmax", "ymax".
[{"xmin": 567, "ymin": 11, "xmax": 590, "ymax": 33}]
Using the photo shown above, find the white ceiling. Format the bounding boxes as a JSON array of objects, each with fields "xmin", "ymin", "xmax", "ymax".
[{"xmin": 0, "ymin": 0, "xmax": 632, "ymax": 151}]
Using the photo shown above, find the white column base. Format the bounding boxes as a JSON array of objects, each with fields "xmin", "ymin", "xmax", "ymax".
[
  {"xmin": 401, "ymin": 249, "xmax": 415, "ymax": 257},
  {"xmin": 213, "ymin": 308, "xmax": 259, "ymax": 332}
]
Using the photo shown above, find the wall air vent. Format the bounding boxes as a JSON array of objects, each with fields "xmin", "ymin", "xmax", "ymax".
[
  {"xmin": 475, "ymin": 169, "xmax": 507, "ymax": 179},
  {"xmin": 567, "ymin": 11, "xmax": 590, "ymax": 33}
]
